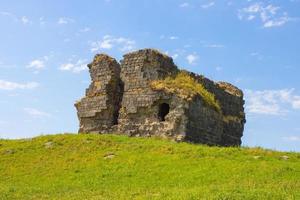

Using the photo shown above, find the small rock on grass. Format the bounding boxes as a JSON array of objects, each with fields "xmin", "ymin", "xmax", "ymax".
[
  {"xmin": 44, "ymin": 141, "xmax": 54, "ymax": 149},
  {"xmin": 4, "ymin": 149, "xmax": 15, "ymax": 154},
  {"xmin": 280, "ymin": 155, "xmax": 289, "ymax": 160},
  {"xmin": 104, "ymin": 152, "xmax": 115, "ymax": 159}
]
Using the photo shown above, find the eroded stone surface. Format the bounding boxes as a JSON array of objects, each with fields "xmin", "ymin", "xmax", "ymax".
[
  {"xmin": 75, "ymin": 54, "xmax": 123, "ymax": 133},
  {"xmin": 75, "ymin": 49, "xmax": 246, "ymax": 146}
]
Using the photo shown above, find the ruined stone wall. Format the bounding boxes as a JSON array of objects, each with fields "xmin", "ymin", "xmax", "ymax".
[
  {"xmin": 75, "ymin": 54, "xmax": 122, "ymax": 133},
  {"xmin": 185, "ymin": 96, "xmax": 224, "ymax": 145},
  {"xmin": 117, "ymin": 49, "xmax": 185, "ymax": 139},
  {"xmin": 75, "ymin": 48, "xmax": 246, "ymax": 146},
  {"xmin": 186, "ymin": 72, "xmax": 246, "ymax": 146}
]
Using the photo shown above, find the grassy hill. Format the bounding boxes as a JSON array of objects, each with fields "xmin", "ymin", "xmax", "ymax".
[{"xmin": 0, "ymin": 134, "xmax": 299, "ymax": 200}]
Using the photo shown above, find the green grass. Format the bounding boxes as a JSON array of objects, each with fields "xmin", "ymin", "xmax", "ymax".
[
  {"xmin": 0, "ymin": 134, "xmax": 299, "ymax": 200},
  {"xmin": 150, "ymin": 71, "xmax": 221, "ymax": 113}
]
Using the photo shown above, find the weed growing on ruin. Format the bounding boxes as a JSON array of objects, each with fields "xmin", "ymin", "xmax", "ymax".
[{"xmin": 151, "ymin": 71, "xmax": 221, "ymax": 112}]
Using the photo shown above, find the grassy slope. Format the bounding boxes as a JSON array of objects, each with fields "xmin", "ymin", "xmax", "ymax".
[{"xmin": 0, "ymin": 134, "xmax": 299, "ymax": 200}]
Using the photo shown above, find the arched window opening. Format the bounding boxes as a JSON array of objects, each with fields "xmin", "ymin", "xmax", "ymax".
[{"xmin": 158, "ymin": 103, "xmax": 170, "ymax": 121}]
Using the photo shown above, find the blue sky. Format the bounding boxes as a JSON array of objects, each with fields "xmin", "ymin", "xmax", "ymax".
[{"xmin": 0, "ymin": 0, "xmax": 299, "ymax": 152}]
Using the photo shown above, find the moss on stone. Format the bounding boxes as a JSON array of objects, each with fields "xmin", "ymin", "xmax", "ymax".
[
  {"xmin": 150, "ymin": 71, "xmax": 221, "ymax": 113},
  {"xmin": 94, "ymin": 54, "xmax": 116, "ymax": 64},
  {"xmin": 223, "ymin": 115, "xmax": 243, "ymax": 123}
]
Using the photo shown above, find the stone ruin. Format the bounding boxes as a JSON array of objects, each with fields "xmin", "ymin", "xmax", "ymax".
[{"xmin": 75, "ymin": 49, "xmax": 246, "ymax": 146}]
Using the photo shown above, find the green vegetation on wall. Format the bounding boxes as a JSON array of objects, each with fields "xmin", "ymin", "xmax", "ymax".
[{"xmin": 151, "ymin": 71, "xmax": 221, "ymax": 112}]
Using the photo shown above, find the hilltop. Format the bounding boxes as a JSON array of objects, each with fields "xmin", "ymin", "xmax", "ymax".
[{"xmin": 0, "ymin": 134, "xmax": 299, "ymax": 199}]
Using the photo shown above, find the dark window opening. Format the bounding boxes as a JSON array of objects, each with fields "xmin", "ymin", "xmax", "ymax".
[{"xmin": 158, "ymin": 103, "xmax": 170, "ymax": 121}]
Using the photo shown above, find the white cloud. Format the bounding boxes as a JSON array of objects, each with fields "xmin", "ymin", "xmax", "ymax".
[
  {"xmin": 204, "ymin": 44, "xmax": 225, "ymax": 48},
  {"xmin": 58, "ymin": 18, "xmax": 67, "ymax": 24},
  {"xmin": 186, "ymin": 54, "xmax": 199, "ymax": 65},
  {"xmin": 250, "ymin": 52, "xmax": 263, "ymax": 60},
  {"xmin": 80, "ymin": 27, "xmax": 91, "ymax": 32},
  {"xmin": 26, "ymin": 56, "xmax": 49, "ymax": 72},
  {"xmin": 245, "ymin": 89, "xmax": 300, "ymax": 115},
  {"xmin": 179, "ymin": 2, "xmax": 190, "ymax": 8},
  {"xmin": 291, "ymin": 96, "xmax": 300, "ymax": 109},
  {"xmin": 263, "ymin": 15, "xmax": 291, "ymax": 28},
  {"xmin": 39, "ymin": 17, "xmax": 46, "ymax": 25},
  {"xmin": 90, "ymin": 35, "xmax": 136, "ymax": 53},
  {"xmin": 216, "ymin": 66, "xmax": 222, "ymax": 71},
  {"xmin": 27, "ymin": 59, "xmax": 45, "ymax": 69},
  {"xmin": 282, "ymin": 136, "xmax": 300, "ymax": 142},
  {"xmin": 169, "ymin": 36, "xmax": 179, "ymax": 40},
  {"xmin": 235, "ymin": 78, "xmax": 242, "ymax": 83},
  {"xmin": 0, "ymin": 12, "xmax": 32, "ymax": 24},
  {"xmin": 0, "ymin": 11, "xmax": 18, "ymax": 21},
  {"xmin": 247, "ymin": 15, "xmax": 256, "ymax": 20},
  {"xmin": 0, "ymin": 80, "xmax": 39, "ymax": 90},
  {"xmin": 59, "ymin": 59, "xmax": 88, "ymax": 73},
  {"xmin": 164, "ymin": 51, "xmax": 180, "ymax": 60},
  {"xmin": 24, "ymin": 108, "xmax": 51, "ymax": 118},
  {"xmin": 172, "ymin": 53, "xmax": 179, "ymax": 59},
  {"xmin": 238, "ymin": 3, "xmax": 293, "ymax": 28},
  {"xmin": 160, "ymin": 35, "xmax": 179, "ymax": 40},
  {"xmin": 0, "ymin": 11, "xmax": 13, "ymax": 16},
  {"xmin": 201, "ymin": 2, "xmax": 215, "ymax": 9},
  {"xmin": 21, "ymin": 16, "xmax": 30, "ymax": 25},
  {"xmin": 57, "ymin": 17, "xmax": 74, "ymax": 25}
]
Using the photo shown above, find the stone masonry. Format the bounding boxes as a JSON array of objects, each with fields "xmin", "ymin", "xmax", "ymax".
[{"xmin": 75, "ymin": 49, "xmax": 246, "ymax": 146}]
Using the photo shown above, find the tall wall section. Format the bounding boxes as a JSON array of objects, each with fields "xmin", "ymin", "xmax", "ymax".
[
  {"xmin": 117, "ymin": 49, "xmax": 187, "ymax": 139},
  {"xmin": 186, "ymin": 72, "xmax": 246, "ymax": 146},
  {"xmin": 74, "ymin": 54, "xmax": 123, "ymax": 133},
  {"xmin": 185, "ymin": 95, "xmax": 224, "ymax": 145}
]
